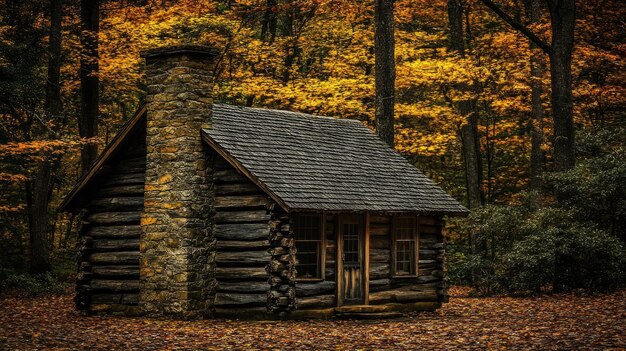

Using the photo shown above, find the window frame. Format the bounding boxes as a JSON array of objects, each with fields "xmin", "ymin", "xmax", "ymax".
[
  {"xmin": 391, "ymin": 214, "xmax": 420, "ymax": 278},
  {"xmin": 293, "ymin": 212, "xmax": 325, "ymax": 282}
]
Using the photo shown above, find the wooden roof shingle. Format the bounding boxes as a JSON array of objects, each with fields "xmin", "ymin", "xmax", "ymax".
[{"xmin": 203, "ymin": 104, "xmax": 469, "ymax": 215}]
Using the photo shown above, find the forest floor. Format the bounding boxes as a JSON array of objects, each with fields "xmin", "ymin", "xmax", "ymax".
[{"xmin": 0, "ymin": 287, "xmax": 624, "ymax": 350}]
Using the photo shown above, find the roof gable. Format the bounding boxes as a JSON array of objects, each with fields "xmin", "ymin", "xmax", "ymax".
[{"xmin": 203, "ymin": 104, "xmax": 468, "ymax": 215}]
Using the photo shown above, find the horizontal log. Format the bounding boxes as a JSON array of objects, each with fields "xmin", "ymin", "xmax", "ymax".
[
  {"xmin": 369, "ymin": 290, "xmax": 438, "ymax": 304},
  {"xmin": 297, "ymin": 294, "xmax": 335, "ymax": 309},
  {"xmin": 419, "ymin": 249, "xmax": 437, "ymax": 256},
  {"xmin": 370, "ymin": 278, "xmax": 391, "ymax": 287},
  {"xmin": 370, "ymin": 263, "xmax": 390, "ymax": 280},
  {"xmin": 103, "ymin": 173, "xmax": 145, "ymax": 186},
  {"xmin": 214, "ymin": 292, "xmax": 266, "ymax": 306},
  {"xmin": 370, "ymin": 237, "xmax": 390, "ymax": 249},
  {"xmin": 418, "ymin": 217, "xmax": 438, "ymax": 226},
  {"xmin": 295, "ymin": 281, "xmax": 336, "ymax": 297},
  {"xmin": 214, "ymin": 157, "xmax": 231, "ymax": 169},
  {"xmin": 216, "ymin": 250, "xmax": 269, "ymax": 265},
  {"xmin": 108, "ymin": 164, "xmax": 145, "ymax": 175},
  {"xmin": 419, "ymin": 225, "xmax": 441, "ymax": 235},
  {"xmin": 88, "ymin": 197, "xmax": 144, "ymax": 212},
  {"xmin": 370, "ymin": 225, "xmax": 390, "ymax": 236},
  {"xmin": 89, "ymin": 251, "xmax": 140, "ymax": 265},
  {"xmin": 216, "ymin": 183, "xmax": 262, "ymax": 196},
  {"xmin": 214, "ymin": 169, "xmax": 250, "ymax": 183},
  {"xmin": 90, "ymin": 293, "xmax": 139, "ymax": 305},
  {"xmin": 215, "ymin": 210, "xmax": 270, "ymax": 224},
  {"xmin": 86, "ymin": 226, "xmax": 142, "ymax": 238},
  {"xmin": 215, "ymin": 195, "xmax": 267, "ymax": 209},
  {"xmin": 216, "ymin": 267, "xmax": 268, "ymax": 280},
  {"xmin": 394, "ymin": 282, "xmax": 441, "ymax": 291},
  {"xmin": 217, "ymin": 240, "xmax": 269, "ymax": 251},
  {"xmin": 91, "ymin": 239, "xmax": 140, "ymax": 251},
  {"xmin": 215, "ymin": 223, "xmax": 268, "ymax": 240},
  {"xmin": 87, "ymin": 212, "xmax": 141, "ymax": 225},
  {"xmin": 91, "ymin": 265, "xmax": 140, "ymax": 278},
  {"xmin": 370, "ymin": 249, "xmax": 390, "ymax": 263},
  {"xmin": 416, "ymin": 275, "xmax": 440, "ymax": 284},
  {"xmin": 96, "ymin": 184, "xmax": 145, "ymax": 197},
  {"xmin": 218, "ymin": 281, "xmax": 269, "ymax": 293},
  {"xmin": 90, "ymin": 279, "xmax": 140, "ymax": 292}
]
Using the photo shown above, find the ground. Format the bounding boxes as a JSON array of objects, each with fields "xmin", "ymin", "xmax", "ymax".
[{"xmin": 0, "ymin": 287, "xmax": 624, "ymax": 350}]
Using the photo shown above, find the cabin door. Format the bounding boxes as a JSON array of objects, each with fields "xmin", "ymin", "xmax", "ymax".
[{"xmin": 338, "ymin": 214, "xmax": 365, "ymax": 305}]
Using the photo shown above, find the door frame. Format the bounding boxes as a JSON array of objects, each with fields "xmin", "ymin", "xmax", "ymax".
[{"xmin": 336, "ymin": 212, "xmax": 370, "ymax": 306}]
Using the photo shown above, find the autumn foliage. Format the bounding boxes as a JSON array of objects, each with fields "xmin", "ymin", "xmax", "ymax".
[{"xmin": 0, "ymin": 287, "xmax": 625, "ymax": 350}]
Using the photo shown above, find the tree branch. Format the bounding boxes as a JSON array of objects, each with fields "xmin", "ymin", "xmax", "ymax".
[{"xmin": 479, "ymin": 0, "xmax": 552, "ymax": 55}]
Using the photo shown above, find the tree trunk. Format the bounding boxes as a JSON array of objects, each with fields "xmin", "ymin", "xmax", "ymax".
[
  {"xmin": 447, "ymin": 0, "xmax": 483, "ymax": 208},
  {"xmin": 79, "ymin": 0, "xmax": 99, "ymax": 174},
  {"xmin": 374, "ymin": 0, "xmax": 395, "ymax": 147},
  {"xmin": 28, "ymin": 160, "xmax": 53, "ymax": 273},
  {"xmin": 525, "ymin": 0, "xmax": 545, "ymax": 203},
  {"xmin": 26, "ymin": 0, "xmax": 65, "ymax": 274},
  {"xmin": 261, "ymin": 0, "xmax": 277, "ymax": 44},
  {"xmin": 447, "ymin": 0, "xmax": 465, "ymax": 53},
  {"xmin": 547, "ymin": 0, "xmax": 575, "ymax": 172},
  {"xmin": 45, "ymin": 0, "xmax": 63, "ymax": 119}
]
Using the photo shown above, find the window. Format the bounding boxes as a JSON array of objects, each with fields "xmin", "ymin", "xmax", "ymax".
[
  {"xmin": 393, "ymin": 216, "xmax": 418, "ymax": 276},
  {"xmin": 293, "ymin": 213, "xmax": 324, "ymax": 280}
]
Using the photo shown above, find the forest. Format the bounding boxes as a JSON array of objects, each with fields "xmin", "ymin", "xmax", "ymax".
[{"xmin": 0, "ymin": 0, "xmax": 624, "ymax": 348}]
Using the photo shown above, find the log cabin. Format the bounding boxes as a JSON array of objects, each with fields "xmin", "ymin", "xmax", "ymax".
[{"xmin": 59, "ymin": 44, "xmax": 469, "ymax": 320}]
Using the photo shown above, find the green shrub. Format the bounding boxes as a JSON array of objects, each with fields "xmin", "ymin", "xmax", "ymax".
[
  {"xmin": 0, "ymin": 270, "xmax": 68, "ymax": 296},
  {"xmin": 449, "ymin": 206, "xmax": 626, "ymax": 294}
]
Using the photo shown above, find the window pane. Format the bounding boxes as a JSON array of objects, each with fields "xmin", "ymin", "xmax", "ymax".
[
  {"xmin": 297, "ymin": 241, "xmax": 319, "ymax": 278},
  {"xmin": 294, "ymin": 214, "xmax": 322, "ymax": 279},
  {"xmin": 394, "ymin": 217, "xmax": 416, "ymax": 275},
  {"xmin": 343, "ymin": 223, "xmax": 359, "ymax": 264}
]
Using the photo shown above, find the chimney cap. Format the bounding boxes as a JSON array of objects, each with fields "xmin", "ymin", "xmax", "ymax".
[{"xmin": 141, "ymin": 44, "xmax": 219, "ymax": 60}]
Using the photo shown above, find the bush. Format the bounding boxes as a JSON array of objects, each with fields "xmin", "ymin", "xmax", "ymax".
[
  {"xmin": 502, "ymin": 208, "xmax": 625, "ymax": 293},
  {"xmin": 449, "ymin": 206, "xmax": 626, "ymax": 294},
  {"xmin": 0, "ymin": 270, "xmax": 68, "ymax": 296}
]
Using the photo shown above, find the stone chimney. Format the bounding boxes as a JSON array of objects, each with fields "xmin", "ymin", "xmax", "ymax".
[{"xmin": 139, "ymin": 45, "xmax": 218, "ymax": 319}]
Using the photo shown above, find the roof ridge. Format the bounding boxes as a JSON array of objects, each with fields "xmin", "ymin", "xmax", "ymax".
[{"xmin": 213, "ymin": 103, "xmax": 364, "ymax": 125}]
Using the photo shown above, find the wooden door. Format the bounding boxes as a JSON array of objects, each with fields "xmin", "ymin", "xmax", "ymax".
[{"xmin": 338, "ymin": 214, "xmax": 365, "ymax": 305}]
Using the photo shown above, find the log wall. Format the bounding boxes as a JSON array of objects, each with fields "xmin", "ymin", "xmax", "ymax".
[
  {"xmin": 76, "ymin": 137, "xmax": 146, "ymax": 315},
  {"xmin": 368, "ymin": 215, "xmax": 447, "ymax": 305},
  {"xmin": 212, "ymin": 155, "xmax": 272, "ymax": 316},
  {"xmin": 295, "ymin": 213, "xmax": 446, "ymax": 312}
]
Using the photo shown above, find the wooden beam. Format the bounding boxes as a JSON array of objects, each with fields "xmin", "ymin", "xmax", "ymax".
[{"xmin": 214, "ymin": 223, "xmax": 269, "ymax": 240}]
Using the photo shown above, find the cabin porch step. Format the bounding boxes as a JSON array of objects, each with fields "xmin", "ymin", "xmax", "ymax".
[{"xmin": 334, "ymin": 305, "xmax": 404, "ymax": 319}]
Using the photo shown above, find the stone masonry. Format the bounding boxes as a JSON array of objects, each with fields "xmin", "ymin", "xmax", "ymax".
[{"xmin": 139, "ymin": 45, "xmax": 219, "ymax": 319}]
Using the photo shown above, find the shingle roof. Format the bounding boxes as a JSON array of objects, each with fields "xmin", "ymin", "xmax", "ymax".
[{"xmin": 203, "ymin": 104, "xmax": 469, "ymax": 215}]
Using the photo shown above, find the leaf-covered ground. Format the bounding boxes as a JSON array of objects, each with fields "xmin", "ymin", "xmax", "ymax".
[{"xmin": 0, "ymin": 288, "xmax": 624, "ymax": 350}]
